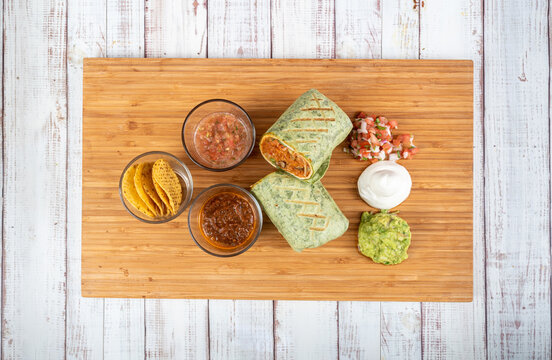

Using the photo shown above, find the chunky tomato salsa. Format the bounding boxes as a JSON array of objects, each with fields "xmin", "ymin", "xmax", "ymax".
[
  {"xmin": 194, "ymin": 112, "xmax": 251, "ymax": 168},
  {"xmin": 199, "ymin": 192, "xmax": 255, "ymax": 249}
]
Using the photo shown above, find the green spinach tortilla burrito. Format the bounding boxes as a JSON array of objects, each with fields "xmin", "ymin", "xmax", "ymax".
[
  {"xmin": 251, "ymin": 172, "xmax": 349, "ymax": 252},
  {"xmin": 260, "ymin": 89, "xmax": 352, "ymax": 181}
]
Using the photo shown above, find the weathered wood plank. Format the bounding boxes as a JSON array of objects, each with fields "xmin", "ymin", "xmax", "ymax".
[
  {"xmin": 209, "ymin": 300, "xmax": 273, "ymax": 359},
  {"xmin": 1, "ymin": 0, "xmax": 67, "ymax": 357},
  {"xmin": 335, "ymin": 1, "xmax": 382, "ymax": 358},
  {"xmin": 208, "ymin": 0, "xmax": 270, "ymax": 58},
  {"xmin": 274, "ymin": 301, "xmax": 338, "ymax": 359},
  {"xmin": 381, "ymin": 0, "xmax": 419, "ymax": 59},
  {"xmin": 0, "ymin": 3, "xmax": 4, "ymax": 358},
  {"xmin": 380, "ymin": 1, "xmax": 422, "ymax": 358},
  {"xmin": 271, "ymin": 1, "xmax": 338, "ymax": 357},
  {"xmin": 66, "ymin": 0, "xmax": 106, "ymax": 358},
  {"xmin": 484, "ymin": 0, "xmax": 551, "ymax": 358},
  {"xmin": 206, "ymin": 1, "xmax": 273, "ymax": 358},
  {"xmin": 145, "ymin": 300, "xmax": 209, "ymax": 359},
  {"xmin": 335, "ymin": 0, "xmax": 381, "ymax": 59},
  {"xmin": 107, "ymin": 0, "xmax": 145, "ymax": 57},
  {"xmin": 338, "ymin": 302, "xmax": 380, "ymax": 359},
  {"xmin": 271, "ymin": 0, "xmax": 335, "ymax": 59},
  {"xmin": 143, "ymin": 1, "xmax": 209, "ymax": 358},
  {"xmin": 103, "ymin": 0, "xmax": 145, "ymax": 358},
  {"xmin": 145, "ymin": 0, "xmax": 207, "ymax": 58},
  {"xmin": 103, "ymin": 299, "xmax": 145, "ymax": 360},
  {"xmin": 381, "ymin": 303, "xmax": 421, "ymax": 359},
  {"xmin": 419, "ymin": 1, "xmax": 487, "ymax": 359}
]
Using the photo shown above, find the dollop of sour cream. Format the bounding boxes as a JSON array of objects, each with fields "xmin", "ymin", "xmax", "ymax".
[{"xmin": 357, "ymin": 161, "xmax": 412, "ymax": 209}]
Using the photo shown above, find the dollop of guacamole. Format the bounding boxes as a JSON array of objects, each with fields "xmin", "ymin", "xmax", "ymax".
[{"xmin": 358, "ymin": 210, "xmax": 411, "ymax": 265}]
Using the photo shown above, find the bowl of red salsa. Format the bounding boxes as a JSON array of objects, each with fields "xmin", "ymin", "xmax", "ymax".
[
  {"xmin": 182, "ymin": 99, "xmax": 255, "ymax": 171},
  {"xmin": 188, "ymin": 184, "xmax": 263, "ymax": 257}
]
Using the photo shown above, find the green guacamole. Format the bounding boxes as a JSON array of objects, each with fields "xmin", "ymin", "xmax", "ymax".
[{"xmin": 358, "ymin": 210, "xmax": 411, "ymax": 265}]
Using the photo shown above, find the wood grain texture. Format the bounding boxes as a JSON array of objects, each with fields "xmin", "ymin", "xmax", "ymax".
[
  {"xmin": 0, "ymin": 2, "xmax": 3, "ymax": 359},
  {"xmin": 208, "ymin": 0, "xmax": 270, "ymax": 58},
  {"xmin": 145, "ymin": 0, "xmax": 207, "ymax": 58},
  {"xmin": 3, "ymin": 0, "xmax": 552, "ymax": 358},
  {"xmin": 335, "ymin": 0, "xmax": 381, "ymax": 59},
  {"xmin": 381, "ymin": 0, "xmax": 419, "ymax": 59},
  {"xmin": 420, "ymin": 0, "xmax": 487, "ymax": 359},
  {"xmin": 209, "ymin": 300, "xmax": 274, "ymax": 359},
  {"xmin": 103, "ymin": 0, "xmax": 146, "ymax": 358},
  {"xmin": 380, "ymin": 2, "xmax": 422, "ymax": 358},
  {"xmin": 274, "ymin": 301, "xmax": 338, "ymax": 359},
  {"xmin": 103, "ymin": 299, "xmax": 145, "ymax": 360},
  {"xmin": 145, "ymin": 299, "xmax": 208, "ymax": 359},
  {"xmin": 335, "ymin": 2, "xmax": 382, "ymax": 358},
  {"xmin": 81, "ymin": 58, "xmax": 474, "ymax": 302},
  {"xmin": 338, "ymin": 302, "xmax": 380, "ymax": 359},
  {"xmin": 484, "ymin": 0, "xmax": 552, "ymax": 358},
  {"xmin": 2, "ymin": 0, "xmax": 67, "ymax": 358},
  {"xmin": 206, "ymin": 3, "xmax": 274, "ymax": 359},
  {"xmin": 107, "ymin": 0, "xmax": 145, "ymax": 57},
  {"xmin": 270, "ymin": 2, "xmax": 339, "ymax": 357},
  {"xmin": 66, "ymin": 0, "xmax": 106, "ymax": 358},
  {"xmin": 271, "ymin": 0, "xmax": 335, "ymax": 58},
  {"xmin": 381, "ymin": 302, "xmax": 421, "ymax": 359},
  {"xmin": 143, "ymin": 1, "xmax": 209, "ymax": 359}
]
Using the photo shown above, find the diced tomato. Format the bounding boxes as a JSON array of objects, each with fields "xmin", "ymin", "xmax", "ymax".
[
  {"xmin": 370, "ymin": 133, "xmax": 381, "ymax": 146},
  {"xmin": 347, "ymin": 114, "xmax": 416, "ymax": 162},
  {"xmin": 359, "ymin": 148, "xmax": 370, "ymax": 158},
  {"xmin": 392, "ymin": 138, "xmax": 401, "ymax": 147},
  {"xmin": 376, "ymin": 128, "xmax": 391, "ymax": 141},
  {"xmin": 359, "ymin": 140, "xmax": 370, "ymax": 148}
]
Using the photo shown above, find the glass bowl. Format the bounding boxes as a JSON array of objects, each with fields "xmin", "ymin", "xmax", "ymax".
[
  {"xmin": 119, "ymin": 151, "xmax": 193, "ymax": 224},
  {"xmin": 188, "ymin": 184, "xmax": 263, "ymax": 257},
  {"xmin": 182, "ymin": 99, "xmax": 255, "ymax": 171}
]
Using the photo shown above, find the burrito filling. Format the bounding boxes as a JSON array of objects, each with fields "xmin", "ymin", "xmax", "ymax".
[{"xmin": 260, "ymin": 136, "xmax": 312, "ymax": 179}]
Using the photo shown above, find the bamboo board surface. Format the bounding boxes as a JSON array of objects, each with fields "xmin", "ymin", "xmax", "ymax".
[{"xmin": 82, "ymin": 58, "xmax": 473, "ymax": 301}]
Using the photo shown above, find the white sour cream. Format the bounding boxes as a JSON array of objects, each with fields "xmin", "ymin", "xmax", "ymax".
[{"xmin": 357, "ymin": 160, "xmax": 412, "ymax": 209}]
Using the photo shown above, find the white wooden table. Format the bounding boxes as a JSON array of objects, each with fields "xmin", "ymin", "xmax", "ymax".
[{"xmin": 3, "ymin": 0, "xmax": 550, "ymax": 358}]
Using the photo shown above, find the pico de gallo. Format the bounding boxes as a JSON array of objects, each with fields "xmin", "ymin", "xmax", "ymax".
[{"xmin": 347, "ymin": 112, "xmax": 418, "ymax": 163}]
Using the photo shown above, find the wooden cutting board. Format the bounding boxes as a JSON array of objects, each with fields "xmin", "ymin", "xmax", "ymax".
[{"xmin": 82, "ymin": 58, "xmax": 473, "ymax": 301}]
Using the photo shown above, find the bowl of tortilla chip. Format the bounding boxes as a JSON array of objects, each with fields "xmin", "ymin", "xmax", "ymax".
[{"xmin": 119, "ymin": 151, "xmax": 193, "ymax": 223}]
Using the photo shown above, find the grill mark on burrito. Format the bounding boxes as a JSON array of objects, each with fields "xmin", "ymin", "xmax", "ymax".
[
  {"xmin": 310, "ymin": 218, "xmax": 330, "ymax": 232},
  {"xmin": 285, "ymin": 199, "xmax": 319, "ymax": 205},
  {"xmin": 300, "ymin": 107, "xmax": 335, "ymax": 113},
  {"xmin": 275, "ymin": 186, "xmax": 307, "ymax": 192},
  {"xmin": 282, "ymin": 128, "xmax": 329, "ymax": 133},
  {"xmin": 294, "ymin": 139, "xmax": 319, "ymax": 143},
  {"xmin": 311, "ymin": 93, "xmax": 323, "ymax": 107},
  {"xmin": 298, "ymin": 213, "xmax": 326, "ymax": 219},
  {"xmin": 291, "ymin": 117, "xmax": 335, "ymax": 122}
]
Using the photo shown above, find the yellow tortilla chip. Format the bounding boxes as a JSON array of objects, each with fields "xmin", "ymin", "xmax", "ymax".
[
  {"xmin": 122, "ymin": 164, "xmax": 155, "ymax": 218},
  {"xmin": 154, "ymin": 180, "xmax": 172, "ymax": 215},
  {"xmin": 135, "ymin": 162, "xmax": 161, "ymax": 216},
  {"xmin": 152, "ymin": 159, "xmax": 182, "ymax": 214},
  {"xmin": 140, "ymin": 162, "xmax": 167, "ymax": 216}
]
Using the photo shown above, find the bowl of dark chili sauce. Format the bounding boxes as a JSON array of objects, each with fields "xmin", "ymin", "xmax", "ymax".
[
  {"xmin": 188, "ymin": 184, "xmax": 262, "ymax": 257},
  {"xmin": 182, "ymin": 99, "xmax": 255, "ymax": 171}
]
